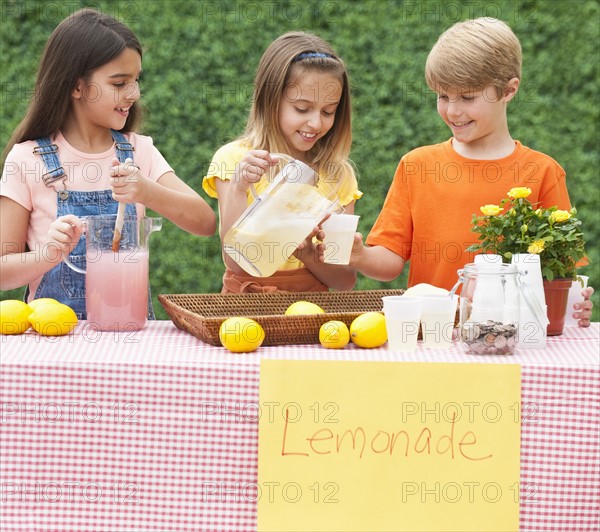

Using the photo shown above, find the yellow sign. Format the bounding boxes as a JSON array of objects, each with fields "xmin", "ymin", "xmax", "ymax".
[{"xmin": 258, "ymin": 360, "xmax": 521, "ymax": 532}]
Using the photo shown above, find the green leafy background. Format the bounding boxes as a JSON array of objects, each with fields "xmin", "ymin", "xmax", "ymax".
[{"xmin": 1, "ymin": 0, "xmax": 598, "ymax": 320}]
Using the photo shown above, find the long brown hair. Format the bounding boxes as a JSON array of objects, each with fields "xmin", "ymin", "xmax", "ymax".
[
  {"xmin": 3, "ymin": 8, "xmax": 143, "ymax": 160},
  {"xmin": 240, "ymin": 31, "xmax": 355, "ymax": 187}
]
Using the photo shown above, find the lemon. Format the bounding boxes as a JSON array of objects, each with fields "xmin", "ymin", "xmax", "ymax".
[
  {"xmin": 0, "ymin": 300, "xmax": 32, "ymax": 335},
  {"xmin": 284, "ymin": 301, "xmax": 325, "ymax": 316},
  {"xmin": 28, "ymin": 298, "xmax": 61, "ymax": 310},
  {"xmin": 350, "ymin": 312, "xmax": 387, "ymax": 348},
  {"xmin": 319, "ymin": 320, "xmax": 350, "ymax": 349},
  {"xmin": 219, "ymin": 317, "xmax": 265, "ymax": 353},
  {"xmin": 28, "ymin": 302, "xmax": 78, "ymax": 336}
]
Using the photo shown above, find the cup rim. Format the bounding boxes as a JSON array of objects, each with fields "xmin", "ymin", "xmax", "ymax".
[
  {"xmin": 413, "ymin": 293, "xmax": 457, "ymax": 299},
  {"xmin": 382, "ymin": 295, "xmax": 422, "ymax": 302},
  {"xmin": 322, "ymin": 213, "xmax": 360, "ymax": 231}
]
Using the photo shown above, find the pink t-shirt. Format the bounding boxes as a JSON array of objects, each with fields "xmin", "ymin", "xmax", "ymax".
[{"xmin": 1, "ymin": 131, "xmax": 172, "ymax": 296}]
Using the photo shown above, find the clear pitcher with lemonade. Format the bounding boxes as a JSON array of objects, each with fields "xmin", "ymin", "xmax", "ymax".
[
  {"xmin": 64, "ymin": 214, "xmax": 162, "ymax": 331},
  {"xmin": 223, "ymin": 154, "xmax": 343, "ymax": 277}
]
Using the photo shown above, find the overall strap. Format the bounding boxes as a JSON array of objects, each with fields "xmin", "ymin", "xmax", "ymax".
[
  {"xmin": 34, "ymin": 131, "xmax": 135, "ymax": 188},
  {"xmin": 110, "ymin": 129, "xmax": 135, "ymax": 163},
  {"xmin": 32, "ymin": 137, "xmax": 66, "ymax": 188}
]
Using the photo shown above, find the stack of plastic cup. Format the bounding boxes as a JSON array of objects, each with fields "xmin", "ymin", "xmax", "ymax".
[
  {"xmin": 474, "ymin": 254, "xmax": 503, "ymax": 266},
  {"xmin": 470, "ymin": 254, "xmax": 505, "ymax": 323},
  {"xmin": 511, "ymin": 254, "xmax": 546, "ymax": 304},
  {"xmin": 382, "ymin": 296, "xmax": 423, "ymax": 352},
  {"xmin": 563, "ymin": 275, "xmax": 589, "ymax": 327},
  {"xmin": 511, "ymin": 253, "xmax": 547, "ymax": 349},
  {"xmin": 417, "ymin": 294, "xmax": 459, "ymax": 349}
]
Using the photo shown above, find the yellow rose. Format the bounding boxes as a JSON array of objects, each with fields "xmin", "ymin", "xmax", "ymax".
[
  {"xmin": 527, "ymin": 240, "xmax": 545, "ymax": 254},
  {"xmin": 507, "ymin": 187, "xmax": 532, "ymax": 199},
  {"xmin": 480, "ymin": 204, "xmax": 503, "ymax": 216},
  {"xmin": 550, "ymin": 210, "xmax": 571, "ymax": 223}
]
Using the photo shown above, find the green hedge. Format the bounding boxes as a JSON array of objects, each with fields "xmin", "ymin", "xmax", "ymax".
[{"xmin": 2, "ymin": 0, "xmax": 598, "ymax": 320}]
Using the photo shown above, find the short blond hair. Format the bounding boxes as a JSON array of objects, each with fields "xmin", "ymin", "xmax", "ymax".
[{"xmin": 425, "ymin": 18, "xmax": 522, "ymax": 97}]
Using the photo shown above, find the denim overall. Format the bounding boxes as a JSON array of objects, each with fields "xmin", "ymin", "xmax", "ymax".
[{"xmin": 30, "ymin": 130, "xmax": 155, "ymax": 320}]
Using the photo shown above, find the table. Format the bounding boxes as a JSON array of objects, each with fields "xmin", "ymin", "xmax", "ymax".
[{"xmin": 1, "ymin": 322, "xmax": 599, "ymax": 531}]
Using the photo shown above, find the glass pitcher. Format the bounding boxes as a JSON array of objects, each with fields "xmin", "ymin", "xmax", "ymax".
[
  {"xmin": 64, "ymin": 214, "xmax": 162, "ymax": 331},
  {"xmin": 450, "ymin": 263, "xmax": 548, "ymax": 355},
  {"xmin": 222, "ymin": 154, "xmax": 343, "ymax": 277}
]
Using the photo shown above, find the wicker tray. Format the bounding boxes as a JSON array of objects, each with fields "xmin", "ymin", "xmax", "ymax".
[{"xmin": 158, "ymin": 289, "xmax": 404, "ymax": 346}]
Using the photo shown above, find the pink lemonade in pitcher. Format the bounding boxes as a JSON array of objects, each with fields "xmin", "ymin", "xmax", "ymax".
[{"xmin": 86, "ymin": 249, "xmax": 149, "ymax": 331}]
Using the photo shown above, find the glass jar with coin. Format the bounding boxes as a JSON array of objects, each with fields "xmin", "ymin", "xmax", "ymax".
[{"xmin": 451, "ymin": 263, "xmax": 548, "ymax": 355}]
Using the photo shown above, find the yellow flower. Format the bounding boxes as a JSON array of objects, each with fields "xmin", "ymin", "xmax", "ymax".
[
  {"xmin": 480, "ymin": 204, "xmax": 503, "ymax": 216},
  {"xmin": 527, "ymin": 240, "xmax": 545, "ymax": 254},
  {"xmin": 507, "ymin": 187, "xmax": 532, "ymax": 199},
  {"xmin": 550, "ymin": 210, "xmax": 571, "ymax": 223}
]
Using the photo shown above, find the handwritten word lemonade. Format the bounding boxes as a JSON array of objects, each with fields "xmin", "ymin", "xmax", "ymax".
[
  {"xmin": 86, "ymin": 249, "xmax": 149, "ymax": 331},
  {"xmin": 224, "ymin": 183, "xmax": 337, "ymax": 277}
]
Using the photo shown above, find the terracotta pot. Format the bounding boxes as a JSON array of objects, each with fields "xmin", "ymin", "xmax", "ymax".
[{"xmin": 543, "ymin": 279, "xmax": 572, "ymax": 336}]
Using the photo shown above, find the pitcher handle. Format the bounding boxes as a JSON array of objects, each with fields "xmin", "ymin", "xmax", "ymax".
[
  {"xmin": 248, "ymin": 152, "xmax": 293, "ymax": 200},
  {"xmin": 448, "ymin": 269, "xmax": 464, "ymax": 298},
  {"xmin": 63, "ymin": 220, "xmax": 87, "ymax": 275}
]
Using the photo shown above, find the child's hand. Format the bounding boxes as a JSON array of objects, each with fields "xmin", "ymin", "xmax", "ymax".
[
  {"xmin": 47, "ymin": 214, "xmax": 83, "ymax": 260},
  {"xmin": 574, "ymin": 286, "xmax": 594, "ymax": 327},
  {"xmin": 348, "ymin": 232, "xmax": 365, "ymax": 266},
  {"xmin": 233, "ymin": 150, "xmax": 279, "ymax": 191},
  {"xmin": 293, "ymin": 225, "xmax": 324, "ymax": 263},
  {"xmin": 109, "ymin": 158, "xmax": 147, "ymax": 204}
]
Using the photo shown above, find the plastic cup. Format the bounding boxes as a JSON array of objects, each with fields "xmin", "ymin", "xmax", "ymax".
[
  {"xmin": 518, "ymin": 305, "xmax": 548, "ymax": 349},
  {"xmin": 417, "ymin": 294, "xmax": 459, "ymax": 349},
  {"xmin": 511, "ymin": 253, "xmax": 546, "ymax": 307},
  {"xmin": 382, "ymin": 296, "xmax": 423, "ymax": 352},
  {"xmin": 474, "ymin": 254, "xmax": 503, "ymax": 265},
  {"xmin": 564, "ymin": 276, "xmax": 589, "ymax": 327},
  {"xmin": 470, "ymin": 264, "xmax": 505, "ymax": 323},
  {"xmin": 322, "ymin": 214, "xmax": 360, "ymax": 265}
]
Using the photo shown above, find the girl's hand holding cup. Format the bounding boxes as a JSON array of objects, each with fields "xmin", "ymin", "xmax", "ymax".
[{"xmin": 294, "ymin": 224, "xmax": 325, "ymax": 264}]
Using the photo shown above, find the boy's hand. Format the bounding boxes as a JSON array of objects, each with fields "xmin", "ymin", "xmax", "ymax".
[
  {"xmin": 348, "ymin": 232, "xmax": 366, "ymax": 267},
  {"xmin": 47, "ymin": 214, "xmax": 83, "ymax": 260},
  {"xmin": 109, "ymin": 158, "xmax": 147, "ymax": 204},
  {"xmin": 574, "ymin": 286, "xmax": 594, "ymax": 327},
  {"xmin": 233, "ymin": 150, "xmax": 279, "ymax": 192}
]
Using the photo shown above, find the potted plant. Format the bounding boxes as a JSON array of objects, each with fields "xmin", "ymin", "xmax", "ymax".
[{"xmin": 467, "ymin": 187, "xmax": 587, "ymax": 335}]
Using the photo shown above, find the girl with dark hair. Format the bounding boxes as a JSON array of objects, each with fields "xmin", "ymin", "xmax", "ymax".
[{"xmin": 1, "ymin": 8, "xmax": 215, "ymax": 317}]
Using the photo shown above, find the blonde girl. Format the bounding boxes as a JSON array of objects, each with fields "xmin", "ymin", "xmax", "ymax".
[{"xmin": 203, "ymin": 31, "xmax": 361, "ymax": 293}]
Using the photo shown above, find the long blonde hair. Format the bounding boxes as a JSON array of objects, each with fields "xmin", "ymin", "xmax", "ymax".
[{"xmin": 240, "ymin": 31, "xmax": 355, "ymax": 187}]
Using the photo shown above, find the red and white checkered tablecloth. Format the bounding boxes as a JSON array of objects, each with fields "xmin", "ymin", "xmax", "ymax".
[{"xmin": 1, "ymin": 322, "xmax": 598, "ymax": 531}]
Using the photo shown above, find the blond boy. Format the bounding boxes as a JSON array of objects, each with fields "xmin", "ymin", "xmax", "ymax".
[{"xmin": 350, "ymin": 18, "xmax": 593, "ymax": 325}]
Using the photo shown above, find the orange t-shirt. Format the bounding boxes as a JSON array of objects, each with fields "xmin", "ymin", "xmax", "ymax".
[{"xmin": 366, "ymin": 139, "xmax": 571, "ymax": 290}]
